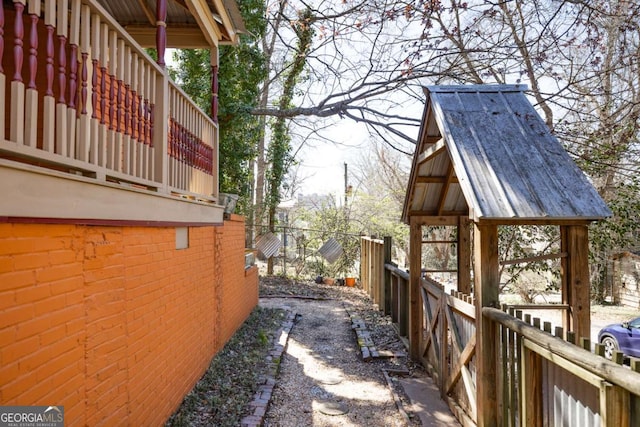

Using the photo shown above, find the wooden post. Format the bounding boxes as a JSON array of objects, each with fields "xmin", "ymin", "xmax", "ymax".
[
  {"xmin": 383, "ymin": 236, "xmax": 392, "ymax": 315},
  {"xmin": 600, "ymin": 381, "xmax": 630, "ymax": 427},
  {"xmin": 156, "ymin": 0, "xmax": 167, "ymax": 67},
  {"xmin": 474, "ymin": 223, "xmax": 499, "ymax": 427},
  {"xmin": 10, "ymin": 0, "xmax": 25, "ymax": 145},
  {"xmin": 409, "ymin": 217, "xmax": 423, "ymax": 361},
  {"xmin": 24, "ymin": 0, "xmax": 40, "ymax": 148},
  {"xmin": 560, "ymin": 226, "xmax": 571, "ymax": 333},
  {"xmin": 521, "ymin": 345, "xmax": 543, "ymax": 426},
  {"xmin": 563, "ymin": 225, "xmax": 591, "ymax": 340},
  {"xmin": 210, "ymin": 45, "xmax": 219, "ymax": 195},
  {"xmin": 55, "ymin": 0, "xmax": 68, "ymax": 157},
  {"xmin": 153, "ymin": 71, "xmax": 169, "ymax": 191},
  {"xmin": 458, "ymin": 216, "xmax": 472, "ymax": 294}
]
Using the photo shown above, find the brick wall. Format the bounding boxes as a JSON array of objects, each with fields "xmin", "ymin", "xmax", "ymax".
[
  {"xmin": 219, "ymin": 215, "xmax": 259, "ymax": 345},
  {"xmin": 0, "ymin": 216, "xmax": 258, "ymax": 425}
]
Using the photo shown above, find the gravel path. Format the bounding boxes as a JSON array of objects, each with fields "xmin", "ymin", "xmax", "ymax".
[{"xmin": 260, "ymin": 296, "xmax": 415, "ymax": 426}]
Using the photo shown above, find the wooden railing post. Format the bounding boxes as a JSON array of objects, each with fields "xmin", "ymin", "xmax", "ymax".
[
  {"xmin": 400, "ymin": 274, "xmax": 408, "ymax": 337},
  {"xmin": 562, "ymin": 225, "xmax": 591, "ymax": 340},
  {"xmin": 383, "ymin": 236, "xmax": 392, "ymax": 315},
  {"xmin": 600, "ymin": 381, "xmax": 630, "ymax": 427},
  {"xmin": 474, "ymin": 223, "xmax": 499, "ymax": 427},
  {"xmin": 409, "ymin": 217, "xmax": 423, "ymax": 360},
  {"xmin": 521, "ymin": 342, "xmax": 542, "ymax": 426},
  {"xmin": 153, "ymin": 72, "xmax": 168, "ymax": 191},
  {"xmin": 458, "ymin": 216, "xmax": 472, "ymax": 294}
]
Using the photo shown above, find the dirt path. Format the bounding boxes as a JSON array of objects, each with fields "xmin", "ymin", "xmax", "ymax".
[{"xmin": 259, "ymin": 297, "xmax": 415, "ymax": 426}]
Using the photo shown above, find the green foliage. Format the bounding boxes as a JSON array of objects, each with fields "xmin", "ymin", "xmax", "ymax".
[
  {"xmin": 169, "ymin": 0, "xmax": 267, "ymax": 215},
  {"xmin": 266, "ymin": 9, "xmax": 315, "ymax": 224},
  {"xmin": 498, "ymin": 225, "xmax": 561, "ymax": 298},
  {"xmin": 295, "ymin": 199, "xmax": 362, "ymax": 278}
]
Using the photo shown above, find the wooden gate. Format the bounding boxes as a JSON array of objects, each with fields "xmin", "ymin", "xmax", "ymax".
[{"xmin": 421, "ymin": 277, "xmax": 477, "ymax": 425}]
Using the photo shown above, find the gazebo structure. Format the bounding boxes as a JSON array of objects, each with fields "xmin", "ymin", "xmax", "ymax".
[{"xmin": 401, "ymin": 85, "xmax": 611, "ymax": 425}]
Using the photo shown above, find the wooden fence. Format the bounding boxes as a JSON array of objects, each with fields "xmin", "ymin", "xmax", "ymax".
[
  {"xmin": 360, "ymin": 236, "xmax": 410, "ymax": 341},
  {"xmin": 360, "ymin": 236, "xmax": 640, "ymax": 426}
]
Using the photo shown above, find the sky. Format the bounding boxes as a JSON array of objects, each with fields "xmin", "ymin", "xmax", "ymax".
[{"xmin": 293, "ymin": 118, "xmax": 373, "ymax": 199}]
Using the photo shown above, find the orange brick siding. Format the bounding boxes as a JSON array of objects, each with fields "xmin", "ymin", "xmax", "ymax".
[{"xmin": 0, "ymin": 216, "xmax": 258, "ymax": 426}]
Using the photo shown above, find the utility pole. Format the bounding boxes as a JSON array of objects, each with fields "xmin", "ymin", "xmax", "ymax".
[{"xmin": 344, "ymin": 162, "xmax": 348, "ymax": 207}]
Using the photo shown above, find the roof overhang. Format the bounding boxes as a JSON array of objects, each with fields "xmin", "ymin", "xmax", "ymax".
[
  {"xmin": 402, "ymin": 85, "xmax": 611, "ymax": 225},
  {"xmin": 99, "ymin": 0, "xmax": 246, "ymax": 48}
]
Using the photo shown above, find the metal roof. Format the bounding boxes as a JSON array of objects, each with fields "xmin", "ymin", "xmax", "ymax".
[{"xmin": 402, "ymin": 85, "xmax": 611, "ymax": 224}]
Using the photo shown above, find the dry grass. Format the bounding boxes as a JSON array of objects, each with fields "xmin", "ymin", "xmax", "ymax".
[{"xmin": 166, "ymin": 306, "xmax": 287, "ymax": 427}]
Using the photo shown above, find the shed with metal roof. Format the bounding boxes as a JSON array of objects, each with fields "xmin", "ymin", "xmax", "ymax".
[{"xmin": 402, "ymin": 85, "xmax": 610, "ymax": 425}]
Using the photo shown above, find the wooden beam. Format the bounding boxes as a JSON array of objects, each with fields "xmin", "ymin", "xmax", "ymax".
[
  {"xmin": 561, "ymin": 226, "xmax": 571, "ymax": 333},
  {"xmin": 477, "ymin": 218, "xmax": 595, "ymax": 226},
  {"xmin": 565, "ymin": 225, "xmax": 591, "ymax": 340},
  {"xmin": 409, "ymin": 216, "xmax": 423, "ymax": 361},
  {"xmin": 416, "ymin": 175, "xmax": 459, "ymax": 184},
  {"xmin": 126, "ymin": 26, "xmax": 210, "ymax": 48},
  {"xmin": 136, "ymin": 0, "xmax": 156, "ymax": 25},
  {"xmin": 437, "ymin": 162, "xmax": 455, "ymax": 216},
  {"xmin": 211, "ymin": 0, "xmax": 237, "ymax": 42},
  {"xmin": 474, "ymin": 223, "xmax": 499, "ymax": 427},
  {"xmin": 408, "ymin": 215, "xmax": 458, "ymax": 226},
  {"xmin": 416, "ymin": 138, "xmax": 445, "ymax": 165},
  {"xmin": 457, "ymin": 216, "xmax": 471, "ymax": 294},
  {"xmin": 184, "ymin": 0, "xmax": 222, "ymax": 47},
  {"xmin": 500, "ymin": 252, "xmax": 568, "ymax": 266},
  {"xmin": 407, "ymin": 211, "xmax": 468, "ymax": 220}
]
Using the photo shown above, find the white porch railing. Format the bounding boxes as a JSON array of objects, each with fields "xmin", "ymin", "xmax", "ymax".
[{"xmin": 0, "ymin": 0, "xmax": 218, "ymax": 203}]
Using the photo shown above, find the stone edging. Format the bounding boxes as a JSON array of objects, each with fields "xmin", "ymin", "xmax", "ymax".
[
  {"xmin": 382, "ymin": 369, "xmax": 413, "ymax": 425},
  {"xmin": 240, "ymin": 311, "xmax": 297, "ymax": 427},
  {"xmin": 347, "ymin": 311, "xmax": 407, "ymax": 361}
]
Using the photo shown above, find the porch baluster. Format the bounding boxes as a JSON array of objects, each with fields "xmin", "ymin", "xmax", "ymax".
[
  {"xmin": 26, "ymin": 3, "xmax": 37, "ymax": 90},
  {"xmin": 136, "ymin": 61, "xmax": 144, "ymax": 177},
  {"xmin": 99, "ymin": 23, "xmax": 107, "ymax": 167},
  {"xmin": 55, "ymin": 0, "xmax": 68, "ymax": 157},
  {"xmin": 123, "ymin": 46, "xmax": 131, "ymax": 174},
  {"xmin": 67, "ymin": 0, "xmax": 80, "ymax": 159},
  {"xmin": 68, "ymin": 0, "xmax": 80, "ymax": 111},
  {"xmin": 24, "ymin": 0, "xmax": 39, "ymax": 148},
  {"xmin": 77, "ymin": 5, "xmax": 89, "ymax": 162},
  {"xmin": 12, "ymin": 1, "xmax": 23, "ymax": 83},
  {"xmin": 56, "ymin": 22, "xmax": 66, "ymax": 104},
  {"xmin": 10, "ymin": 0, "xmax": 25, "ymax": 145},
  {"xmin": 107, "ymin": 31, "xmax": 116, "ymax": 170},
  {"xmin": 130, "ymin": 57, "xmax": 138, "ymax": 176},
  {"xmin": 42, "ymin": 0, "xmax": 55, "ymax": 152}
]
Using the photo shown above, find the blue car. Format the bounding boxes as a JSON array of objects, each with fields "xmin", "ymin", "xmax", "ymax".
[{"xmin": 598, "ymin": 317, "xmax": 640, "ymax": 360}]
